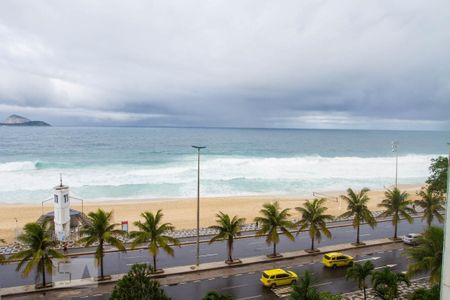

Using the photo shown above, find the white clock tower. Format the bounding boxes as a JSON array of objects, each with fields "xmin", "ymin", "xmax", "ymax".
[{"xmin": 53, "ymin": 177, "xmax": 71, "ymax": 241}]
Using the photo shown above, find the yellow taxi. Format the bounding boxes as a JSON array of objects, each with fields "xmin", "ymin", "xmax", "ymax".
[
  {"xmin": 322, "ymin": 252, "xmax": 354, "ymax": 268},
  {"xmin": 260, "ymin": 269, "xmax": 298, "ymax": 288}
]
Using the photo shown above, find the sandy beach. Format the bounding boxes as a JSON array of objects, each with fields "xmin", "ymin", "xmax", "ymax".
[{"xmin": 0, "ymin": 184, "xmax": 423, "ymax": 243}]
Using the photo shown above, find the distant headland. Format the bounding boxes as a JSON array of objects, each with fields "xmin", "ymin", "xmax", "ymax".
[{"xmin": 0, "ymin": 114, "xmax": 51, "ymax": 126}]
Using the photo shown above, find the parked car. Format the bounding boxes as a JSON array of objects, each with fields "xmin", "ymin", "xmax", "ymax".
[
  {"xmin": 402, "ymin": 233, "xmax": 422, "ymax": 245},
  {"xmin": 260, "ymin": 268, "xmax": 298, "ymax": 288},
  {"xmin": 322, "ymin": 252, "xmax": 354, "ymax": 268}
]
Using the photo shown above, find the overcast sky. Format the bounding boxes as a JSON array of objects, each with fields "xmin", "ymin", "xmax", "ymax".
[{"xmin": 0, "ymin": 1, "xmax": 449, "ymax": 129}]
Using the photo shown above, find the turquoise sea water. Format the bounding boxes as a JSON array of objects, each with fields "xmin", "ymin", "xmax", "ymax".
[{"xmin": 0, "ymin": 127, "xmax": 449, "ymax": 203}]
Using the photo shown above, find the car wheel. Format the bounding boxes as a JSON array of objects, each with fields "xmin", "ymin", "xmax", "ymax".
[
  {"xmin": 291, "ymin": 279, "xmax": 296, "ymax": 285},
  {"xmin": 332, "ymin": 264, "xmax": 337, "ymax": 269},
  {"xmin": 271, "ymin": 283, "xmax": 276, "ymax": 289}
]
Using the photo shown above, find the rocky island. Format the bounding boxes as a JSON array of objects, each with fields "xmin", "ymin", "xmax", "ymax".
[{"xmin": 0, "ymin": 114, "xmax": 51, "ymax": 126}]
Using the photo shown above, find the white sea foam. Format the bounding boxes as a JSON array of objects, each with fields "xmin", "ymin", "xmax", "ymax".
[
  {"xmin": 0, "ymin": 154, "xmax": 439, "ymax": 202},
  {"xmin": 0, "ymin": 161, "xmax": 36, "ymax": 172}
]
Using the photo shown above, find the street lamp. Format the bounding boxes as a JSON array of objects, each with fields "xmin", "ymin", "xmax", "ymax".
[
  {"xmin": 392, "ymin": 141, "xmax": 399, "ymax": 188},
  {"xmin": 192, "ymin": 145, "xmax": 206, "ymax": 267}
]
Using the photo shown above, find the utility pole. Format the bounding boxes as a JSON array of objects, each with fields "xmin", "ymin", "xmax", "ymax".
[{"xmin": 192, "ymin": 145, "xmax": 206, "ymax": 267}]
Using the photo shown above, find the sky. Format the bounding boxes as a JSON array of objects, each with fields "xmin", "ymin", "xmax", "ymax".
[{"xmin": 0, "ymin": 1, "xmax": 449, "ymax": 130}]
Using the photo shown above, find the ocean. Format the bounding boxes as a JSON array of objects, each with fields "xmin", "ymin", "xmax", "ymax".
[{"xmin": 0, "ymin": 127, "xmax": 449, "ymax": 203}]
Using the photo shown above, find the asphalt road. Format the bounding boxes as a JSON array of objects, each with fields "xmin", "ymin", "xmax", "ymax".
[
  {"xmin": 163, "ymin": 247, "xmax": 415, "ymax": 300},
  {"xmin": 25, "ymin": 243, "xmax": 425, "ymax": 300},
  {"xmin": 0, "ymin": 217, "xmax": 433, "ymax": 289}
]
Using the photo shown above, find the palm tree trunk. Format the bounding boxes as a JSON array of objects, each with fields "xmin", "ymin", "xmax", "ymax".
[
  {"xmin": 356, "ymin": 222, "xmax": 360, "ymax": 245},
  {"xmin": 273, "ymin": 243, "xmax": 277, "ymax": 257},
  {"xmin": 394, "ymin": 212, "xmax": 398, "ymax": 239},
  {"xmin": 42, "ymin": 259, "xmax": 46, "ymax": 287},
  {"xmin": 311, "ymin": 236, "xmax": 315, "ymax": 251},
  {"xmin": 100, "ymin": 241, "xmax": 104, "ymax": 280},
  {"xmin": 363, "ymin": 286, "xmax": 366, "ymax": 300},
  {"xmin": 228, "ymin": 237, "xmax": 233, "ymax": 262},
  {"xmin": 153, "ymin": 255, "xmax": 157, "ymax": 271}
]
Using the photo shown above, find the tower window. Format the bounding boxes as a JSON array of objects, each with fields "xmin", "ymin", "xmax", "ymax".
[
  {"xmin": 54, "ymin": 195, "xmax": 58, "ymax": 203},
  {"xmin": 64, "ymin": 194, "xmax": 69, "ymax": 203}
]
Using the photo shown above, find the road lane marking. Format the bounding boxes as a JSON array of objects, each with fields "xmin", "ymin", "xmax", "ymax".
[
  {"xmin": 248, "ymin": 241, "xmax": 266, "ymax": 245},
  {"xmin": 412, "ymin": 276, "xmax": 430, "ymax": 281},
  {"xmin": 312, "ymin": 281, "xmax": 333, "ymax": 287},
  {"xmin": 126, "ymin": 261, "xmax": 149, "ymax": 266},
  {"xmin": 221, "ymin": 284, "xmax": 249, "ymax": 290},
  {"xmin": 360, "ymin": 233, "xmax": 371, "ymax": 237},
  {"xmin": 374, "ymin": 264, "xmax": 397, "ymax": 270},
  {"xmin": 234, "ymin": 273, "xmax": 243, "ymax": 277},
  {"xmin": 236, "ymin": 295, "xmax": 262, "ymax": 300},
  {"xmin": 354, "ymin": 257, "xmax": 381, "ymax": 262},
  {"xmin": 199, "ymin": 253, "xmax": 219, "ymax": 258}
]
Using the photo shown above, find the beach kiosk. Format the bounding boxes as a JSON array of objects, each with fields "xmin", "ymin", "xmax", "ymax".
[{"xmin": 53, "ymin": 179, "xmax": 71, "ymax": 241}]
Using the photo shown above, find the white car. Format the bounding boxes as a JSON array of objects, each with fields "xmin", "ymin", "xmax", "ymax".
[{"xmin": 402, "ymin": 233, "xmax": 422, "ymax": 245}]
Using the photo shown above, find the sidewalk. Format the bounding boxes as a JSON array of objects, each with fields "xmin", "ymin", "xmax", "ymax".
[{"xmin": 0, "ymin": 237, "xmax": 401, "ymax": 297}]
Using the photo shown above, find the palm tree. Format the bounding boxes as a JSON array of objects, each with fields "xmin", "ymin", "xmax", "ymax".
[
  {"xmin": 379, "ymin": 188, "xmax": 415, "ymax": 239},
  {"xmin": 0, "ymin": 238, "xmax": 6, "ymax": 264},
  {"xmin": 130, "ymin": 210, "xmax": 180, "ymax": 271},
  {"xmin": 254, "ymin": 201, "xmax": 296, "ymax": 257},
  {"xmin": 202, "ymin": 290, "xmax": 234, "ymax": 300},
  {"xmin": 295, "ymin": 198, "xmax": 334, "ymax": 252},
  {"xmin": 110, "ymin": 263, "xmax": 170, "ymax": 300},
  {"xmin": 288, "ymin": 270, "xmax": 317, "ymax": 300},
  {"xmin": 415, "ymin": 187, "xmax": 445, "ymax": 227},
  {"xmin": 403, "ymin": 226, "xmax": 443, "ymax": 285},
  {"xmin": 288, "ymin": 271, "xmax": 342, "ymax": 300},
  {"xmin": 9, "ymin": 222, "xmax": 64, "ymax": 288},
  {"xmin": 209, "ymin": 212, "xmax": 246, "ymax": 263},
  {"xmin": 339, "ymin": 188, "xmax": 377, "ymax": 245},
  {"xmin": 371, "ymin": 267, "xmax": 410, "ymax": 300},
  {"xmin": 79, "ymin": 209, "xmax": 126, "ymax": 280},
  {"xmin": 345, "ymin": 261, "xmax": 374, "ymax": 300}
]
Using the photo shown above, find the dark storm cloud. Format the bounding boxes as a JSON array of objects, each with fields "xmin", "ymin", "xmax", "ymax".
[{"xmin": 0, "ymin": 0, "xmax": 449, "ymax": 129}]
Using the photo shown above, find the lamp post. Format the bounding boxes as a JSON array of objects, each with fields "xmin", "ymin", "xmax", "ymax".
[
  {"xmin": 192, "ymin": 145, "xmax": 206, "ymax": 267},
  {"xmin": 392, "ymin": 141, "xmax": 399, "ymax": 188}
]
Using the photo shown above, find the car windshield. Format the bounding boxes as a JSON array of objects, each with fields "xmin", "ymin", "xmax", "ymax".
[
  {"xmin": 324, "ymin": 255, "xmax": 331, "ymax": 260},
  {"xmin": 262, "ymin": 273, "xmax": 269, "ymax": 279}
]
